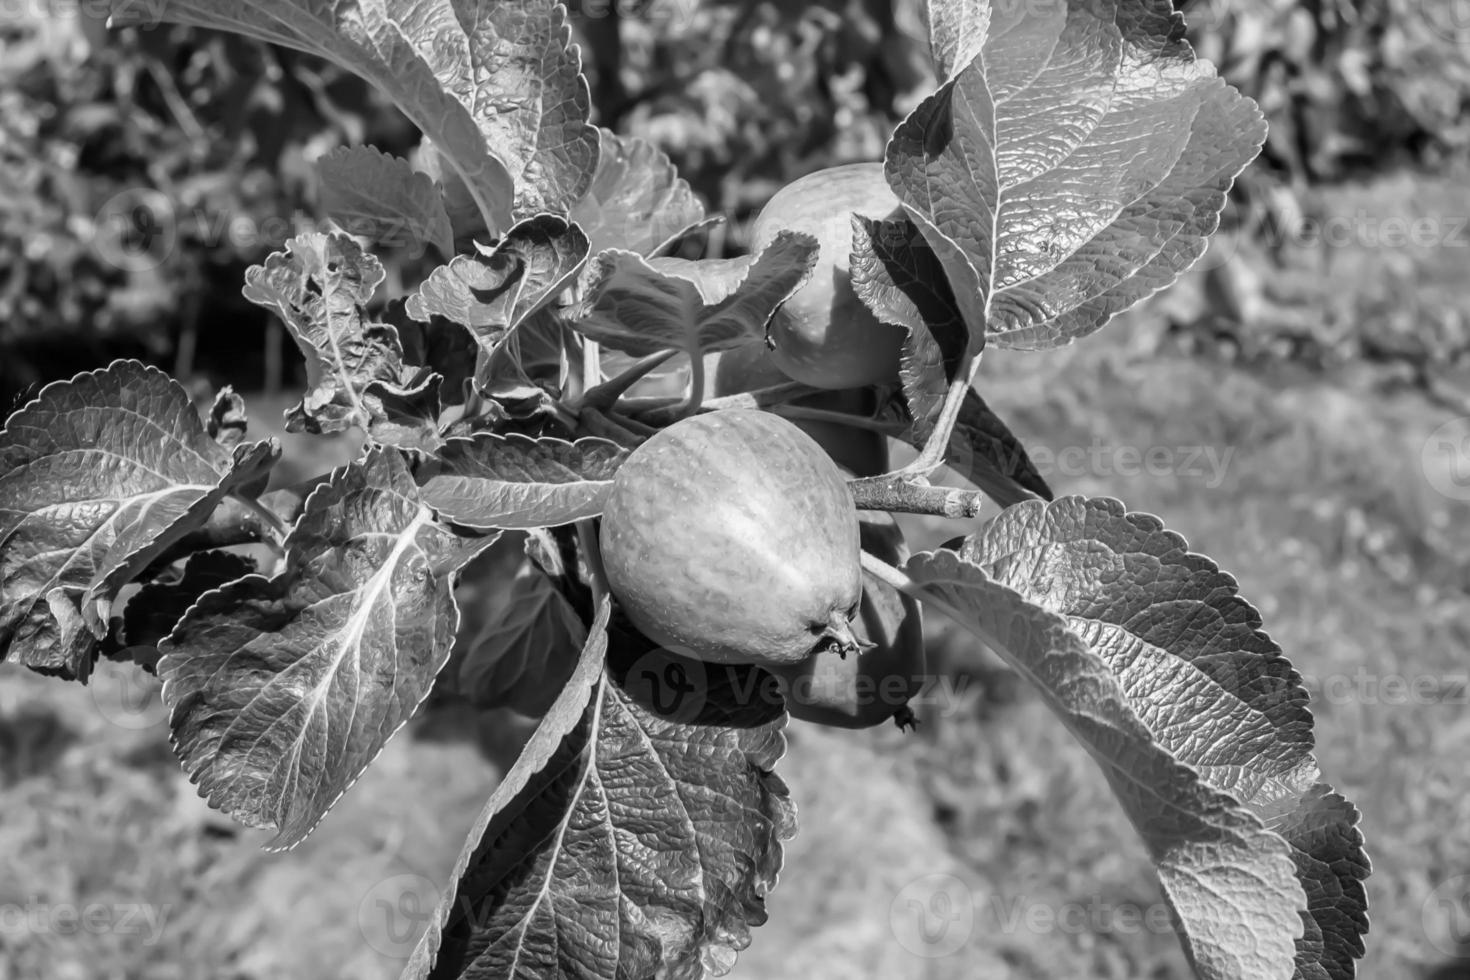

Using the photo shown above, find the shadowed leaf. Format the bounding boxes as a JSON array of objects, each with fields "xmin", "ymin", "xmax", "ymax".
[{"xmin": 571, "ymin": 231, "xmax": 818, "ymax": 358}]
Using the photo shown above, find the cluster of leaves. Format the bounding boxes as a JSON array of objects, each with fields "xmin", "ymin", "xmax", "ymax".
[{"xmin": 0, "ymin": 2, "xmax": 1371, "ymax": 979}]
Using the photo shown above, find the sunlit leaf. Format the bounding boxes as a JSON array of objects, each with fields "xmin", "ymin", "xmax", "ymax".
[
  {"xmin": 406, "ymin": 215, "xmax": 588, "ymax": 357},
  {"xmin": 886, "ymin": 0, "xmax": 1266, "ymax": 349},
  {"xmin": 317, "ymin": 145, "xmax": 455, "ymax": 259},
  {"xmin": 109, "ymin": 0, "xmax": 601, "ymax": 229},
  {"xmin": 571, "ymin": 128, "xmax": 706, "ymax": 259},
  {"xmin": 159, "ymin": 449, "xmax": 494, "ymax": 849},
  {"xmin": 961, "ymin": 497, "xmax": 1369, "ymax": 979},
  {"xmin": 420, "ymin": 434, "xmax": 628, "ymax": 529},
  {"xmin": 404, "ymin": 602, "xmax": 796, "ymax": 979},
  {"xmin": 907, "ymin": 547, "xmax": 1304, "ymax": 980},
  {"xmin": 0, "ymin": 361, "xmax": 278, "ymax": 679},
  {"xmin": 243, "ymin": 233, "xmax": 443, "ymax": 450}
]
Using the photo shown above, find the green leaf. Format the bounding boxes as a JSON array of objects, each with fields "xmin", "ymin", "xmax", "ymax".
[
  {"xmin": 906, "ymin": 547, "xmax": 1304, "ymax": 980},
  {"xmin": 109, "ymin": 0, "xmax": 601, "ymax": 229},
  {"xmin": 159, "ymin": 449, "xmax": 495, "ymax": 850},
  {"xmin": 403, "ymin": 602, "xmax": 796, "ymax": 979},
  {"xmin": 317, "ymin": 145, "xmax": 455, "ymax": 259},
  {"xmin": 419, "ymin": 434, "xmax": 628, "ymax": 529},
  {"xmin": 243, "ymin": 233, "xmax": 444, "ymax": 451},
  {"xmin": 571, "ymin": 230, "xmax": 819, "ymax": 357},
  {"xmin": 0, "ymin": 361, "xmax": 278, "ymax": 679},
  {"xmin": 959, "ymin": 497, "xmax": 1369, "ymax": 980},
  {"xmin": 570, "ymin": 128, "xmax": 706, "ymax": 259},
  {"xmin": 406, "ymin": 215, "xmax": 589, "ymax": 357},
  {"xmin": 885, "ymin": 0, "xmax": 1266, "ymax": 349}
]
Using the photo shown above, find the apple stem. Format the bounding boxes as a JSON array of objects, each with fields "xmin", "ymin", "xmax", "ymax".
[{"xmin": 848, "ymin": 475, "xmax": 984, "ymax": 519}]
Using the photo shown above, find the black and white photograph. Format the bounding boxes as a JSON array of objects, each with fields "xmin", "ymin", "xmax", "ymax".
[{"xmin": 3, "ymin": 0, "xmax": 1466, "ymax": 977}]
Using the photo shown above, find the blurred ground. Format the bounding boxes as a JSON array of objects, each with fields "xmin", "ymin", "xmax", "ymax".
[{"xmin": 3, "ymin": 174, "xmax": 1470, "ymax": 980}]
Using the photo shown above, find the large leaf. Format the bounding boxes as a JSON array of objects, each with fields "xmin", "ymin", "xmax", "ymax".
[
  {"xmin": 159, "ymin": 449, "xmax": 494, "ymax": 849},
  {"xmin": 960, "ymin": 497, "xmax": 1369, "ymax": 979},
  {"xmin": 571, "ymin": 231, "xmax": 819, "ymax": 357},
  {"xmin": 0, "ymin": 361, "xmax": 278, "ymax": 679},
  {"xmin": 885, "ymin": 0, "xmax": 1266, "ymax": 350},
  {"xmin": 570, "ymin": 129, "xmax": 706, "ymax": 259},
  {"xmin": 906, "ymin": 548, "xmax": 1304, "ymax": 980},
  {"xmin": 405, "ymin": 605, "xmax": 795, "ymax": 979},
  {"xmin": 243, "ymin": 233, "xmax": 443, "ymax": 450},
  {"xmin": 317, "ymin": 145, "xmax": 455, "ymax": 258},
  {"xmin": 406, "ymin": 215, "xmax": 589, "ymax": 356},
  {"xmin": 420, "ymin": 434, "xmax": 628, "ymax": 529},
  {"xmin": 109, "ymin": 0, "xmax": 600, "ymax": 228}
]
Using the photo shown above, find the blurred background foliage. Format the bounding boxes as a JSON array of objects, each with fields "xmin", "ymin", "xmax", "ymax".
[
  {"xmin": 4, "ymin": 0, "xmax": 1470, "ymax": 406},
  {"xmin": 6, "ymin": 5, "xmax": 1470, "ymax": 980}
]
